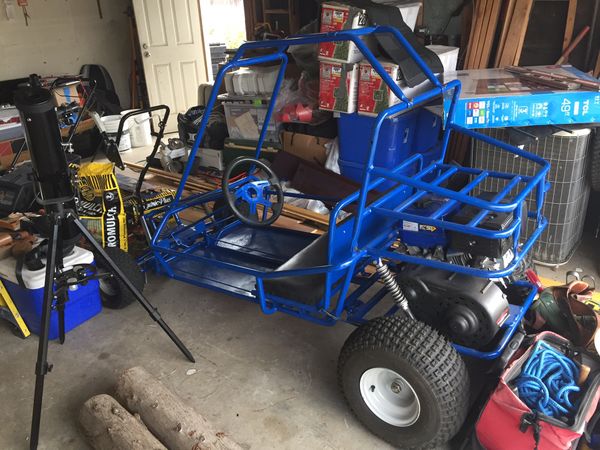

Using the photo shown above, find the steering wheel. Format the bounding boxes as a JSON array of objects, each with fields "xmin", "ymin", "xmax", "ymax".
[{"xmin": 221, "ymin": 157, "xmax": 284, "ymax": 226}]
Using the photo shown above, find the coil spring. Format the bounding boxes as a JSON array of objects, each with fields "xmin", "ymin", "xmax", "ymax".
[{"xmin": 375, "ymin": 259, "xmax": 414, "ymax": 319}]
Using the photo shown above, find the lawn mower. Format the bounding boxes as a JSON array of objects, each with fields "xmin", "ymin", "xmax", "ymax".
[{"xmin": 137, "ymin": 27, "xmax": 550, "ymax": 448}]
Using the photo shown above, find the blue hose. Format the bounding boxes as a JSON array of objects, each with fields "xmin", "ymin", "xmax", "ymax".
[{"xmin": 515, "ymin": 341, "xmax": 581, "ymax": 418}]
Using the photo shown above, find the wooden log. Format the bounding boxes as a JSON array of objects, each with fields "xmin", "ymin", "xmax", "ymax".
[
  {"xmin": 79, "ymin": 394, "xmax": 166, "ymax": 450},
  {"xmin": 115, "ymin": 366, "xmax": 242, "ymax": 450}
]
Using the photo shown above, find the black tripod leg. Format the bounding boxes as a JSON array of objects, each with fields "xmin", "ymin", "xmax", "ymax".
[
  {"xmin": 70, "ymin": 215, "xmax": 195, "ymax": 363},
  {"xmin": 56, "ymin": 294, "xmax": 66, "ymax": 345},
  {"xmin": 30, "ymin": 217, "xmax": 60, "ymax": 450}
]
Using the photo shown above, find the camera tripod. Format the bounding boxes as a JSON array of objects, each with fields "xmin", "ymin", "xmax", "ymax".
[{"xmin": 29, "ymin": 202, "xmax": 195, "ymax": 450}]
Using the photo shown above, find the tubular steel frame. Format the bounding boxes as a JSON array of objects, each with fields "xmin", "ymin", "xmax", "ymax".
[{"xmin": 141, "ymin": 27, "xmax": 551, "ymax": 360}]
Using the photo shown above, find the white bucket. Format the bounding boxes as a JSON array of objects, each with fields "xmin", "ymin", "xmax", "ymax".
[
  {"xmin": 120, "ymin": 109, "xmax": 153, "ymax": 147},
  {"xmin": 101, "ymin": 115, "xmax": 131, "ymax": 152}
]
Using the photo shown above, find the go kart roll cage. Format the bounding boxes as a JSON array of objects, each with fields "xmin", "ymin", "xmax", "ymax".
[{"xmin": 141, "ymin": 26, "xmax": 551, "ymax": 360}]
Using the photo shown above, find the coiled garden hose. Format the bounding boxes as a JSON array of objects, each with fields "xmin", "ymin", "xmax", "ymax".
[
  {"xmin": 375, "ymin": 259, "xmax": 415, "ymax": 320},
  {"xmin": 515, "ymin": 341, "xmax": 581, "ymax": 418}
]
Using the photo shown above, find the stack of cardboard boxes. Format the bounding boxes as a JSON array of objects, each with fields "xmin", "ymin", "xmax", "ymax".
[
  {"xmin": 317, "ymin": 2, "xmax": 366, "ymax": 114},
  {"xmin": 317, "ymin": 1, "xmax": 411, "ymax": 116},
  {"xmin": 317, "ymin": 2, "xmax": 458, "ymax": 116}
]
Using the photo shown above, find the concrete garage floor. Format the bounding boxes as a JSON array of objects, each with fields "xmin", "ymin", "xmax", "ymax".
[
  {"xmin": 0, "ymin": 272, "xmax": 394, "ymax": 449},
  {"xmin": 0, "ymin": 233, "xmax": 598, "ymax": 450}
]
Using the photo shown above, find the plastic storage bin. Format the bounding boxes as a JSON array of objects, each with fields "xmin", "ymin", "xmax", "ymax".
[
  {"xmin": 101, "ymin": 115, "xmax": 131, "ymax": 152},
  {"xmin": 120, "ymin": 109, "xmax": 153, "ymax": 147},
  {"xmin": 220, "ymin": 94, "xmax": 282, "ymax": 143},
  {"xmin": 338, "ymin": 108, "xmax": 441, "ymax": 191},
  {"xmin": 0, "ymin": 246, "xmax": 102, "ymax": 339}
]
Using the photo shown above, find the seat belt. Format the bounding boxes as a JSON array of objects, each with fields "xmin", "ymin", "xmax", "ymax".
[{"xmin": 338, "ymin": 0, "xmax": 443, "ymax": 87}]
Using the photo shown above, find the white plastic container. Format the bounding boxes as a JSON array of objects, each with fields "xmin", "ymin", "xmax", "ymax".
[
  {"xmin": 120, "ymin": 109, "xmax": 153, "ymax": 147},
  {"xmin": 101, "ymin": 115, "xmax": 131, "ymax": 152},
  {"xmin": 232, "ymin": 69, "xmax": 260, "ymax": 96},
  {"xmin": 256, "ymin": 66, "xmax": 279, "ymax": 95},
  {"xmin": 238, "ymin": 70, "xmax": 259, "ymax": 95},
  {"xmin": 224, "ymin": 72, "xmax": 235, "ymax": 95},
  {"xmin": 427, "ymin": 45, "xmax": 459, "ymax": 72}
]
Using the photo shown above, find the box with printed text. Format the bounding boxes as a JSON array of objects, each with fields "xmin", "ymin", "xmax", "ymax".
[
  {"xmin": 319, "ymin": 61, "xmax": 359, "ymax": 113},
  {"xmin": 443, "ymin": 65, "xmax": 600, "ymax": 129},
  {"xmin": 318, "ymin": 2, "xmax": 368, "ymax": 63}
]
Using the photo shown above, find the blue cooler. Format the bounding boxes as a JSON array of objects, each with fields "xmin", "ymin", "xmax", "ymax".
[
  {"xmin": 0, "ymin": 246, "xmax": 102, "ymax": 339},
  {"xmin": 338, "ymin": 109, "xmax": 442, "ymax": 191}
]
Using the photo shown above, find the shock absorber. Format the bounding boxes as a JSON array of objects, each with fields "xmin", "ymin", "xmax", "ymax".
[{"xmin": 375, "ymin": 259, "xmax": 415, "ymax": 320}]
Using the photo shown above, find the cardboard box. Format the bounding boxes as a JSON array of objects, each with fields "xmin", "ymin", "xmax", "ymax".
[
  {"xmin": 0, "ymin": 137, "xmax": 29, "ymax": 170},
  {"xmin": 223, "ymin": 138, "xmax": 281, "ymax": 167},
  {"xmin": 358, "ymin": 60, "xmax": 402, "ymax": 116},
  {"xmin": 52, "ymin": 81, "xmax": 82, "ymax": 107},
  {"xmin": 319, "ymin": 2, "xmax": 367, "ymax": 63},
  {"xmin": 443, "ymin": 65, "xmax": 600, "ymax": 129},
  {"xmin": 319, "ymin": 61, "xmax": 359, "ymax": 113},
  {"xmin": 357, "ymin": 59, "xmax": 441, "ymax": 116},
  {"xmin": 282, "ymin": 131, "xmax": 332, "ymax": 165}
]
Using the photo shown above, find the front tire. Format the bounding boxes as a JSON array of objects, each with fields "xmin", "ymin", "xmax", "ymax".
[{"xmin": 338, "ymin": 316, "xmax": 469, "ymax": 449}]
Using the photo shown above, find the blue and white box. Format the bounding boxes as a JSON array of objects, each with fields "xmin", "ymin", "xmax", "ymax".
[{"xmin": 443, "ymin": 65, "xmax": 600, "ymax": 129}]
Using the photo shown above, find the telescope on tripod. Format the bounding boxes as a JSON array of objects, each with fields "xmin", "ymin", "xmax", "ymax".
[{"xmin": 14, "ymin": 74, "xmax": 195, "ymax": 450}]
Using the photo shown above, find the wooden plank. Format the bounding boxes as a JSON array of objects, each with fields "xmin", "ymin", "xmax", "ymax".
[
  {"xmin": 563, "ymin": 0, "xmax": 578, "ymax": 51},
  {"xmin": 464, "ymin": 13, "xmax": 476, "ymax": 67},
  {"xmin": 494, "ymin": 0, "xmax": 517, "ymax": 67},
  {"xmin": 473, "ymin": 0, "xmax": 493, "ymax": 68},
  {"xmin": 243, "ymin": 0, "xmax": 257, "ymax": 41},
  {"xmin": 477, "ymin": 0, "xmax": 503, "ymax": 68},
  {"xmin": 465, "ymin": 0, "xmax": 487, "ymax": 68},
  {"xmin": 124, "ymin": 162, "xmax": 331, "ymax": 227},
  {"xmin": 556, "ymin": 25, "xmax": 591, "ymax": 64},
  {"xmin": 459, "ymin": 1, "xmax": 474, "ymax": 68},
  {"xmin": 510, "ymin": 0, "xmax": 535, "ymax": 65},
  {"xmin": 497, "ymin": 0, "xmax": 534, "ymax": 67},
  {"xmin": 60, "ymin": 118, "xmax": 95, "ymax": 137}
]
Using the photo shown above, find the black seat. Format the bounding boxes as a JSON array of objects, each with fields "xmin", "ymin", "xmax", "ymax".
[{"xmin": 262, "ymin": 232, "xmax": 330, "ymax": 306}]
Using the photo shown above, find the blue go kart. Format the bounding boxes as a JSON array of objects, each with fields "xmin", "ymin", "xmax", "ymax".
[{"xmin": 138, "ymin": 27, "xmax": 549, "ymax": 448}]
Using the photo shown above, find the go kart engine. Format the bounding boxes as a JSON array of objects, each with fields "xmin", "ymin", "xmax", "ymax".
[{"xmin": 398, "ymin": 266, "xmax": 510, "ymax": 348}]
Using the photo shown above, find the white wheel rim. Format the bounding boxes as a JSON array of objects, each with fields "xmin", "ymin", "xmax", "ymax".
[
  {"xmin": 99, "ymin": 276, "xmax": 118, "ymax": 296},
  {"xmin": 359, "ymin": 367, "xmax": 421, "ymax": 427}
]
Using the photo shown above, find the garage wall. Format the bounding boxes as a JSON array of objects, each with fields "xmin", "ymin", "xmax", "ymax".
[{"xmin": 0, "ymin": 0, "xmax": 131, "ymax": 107}]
